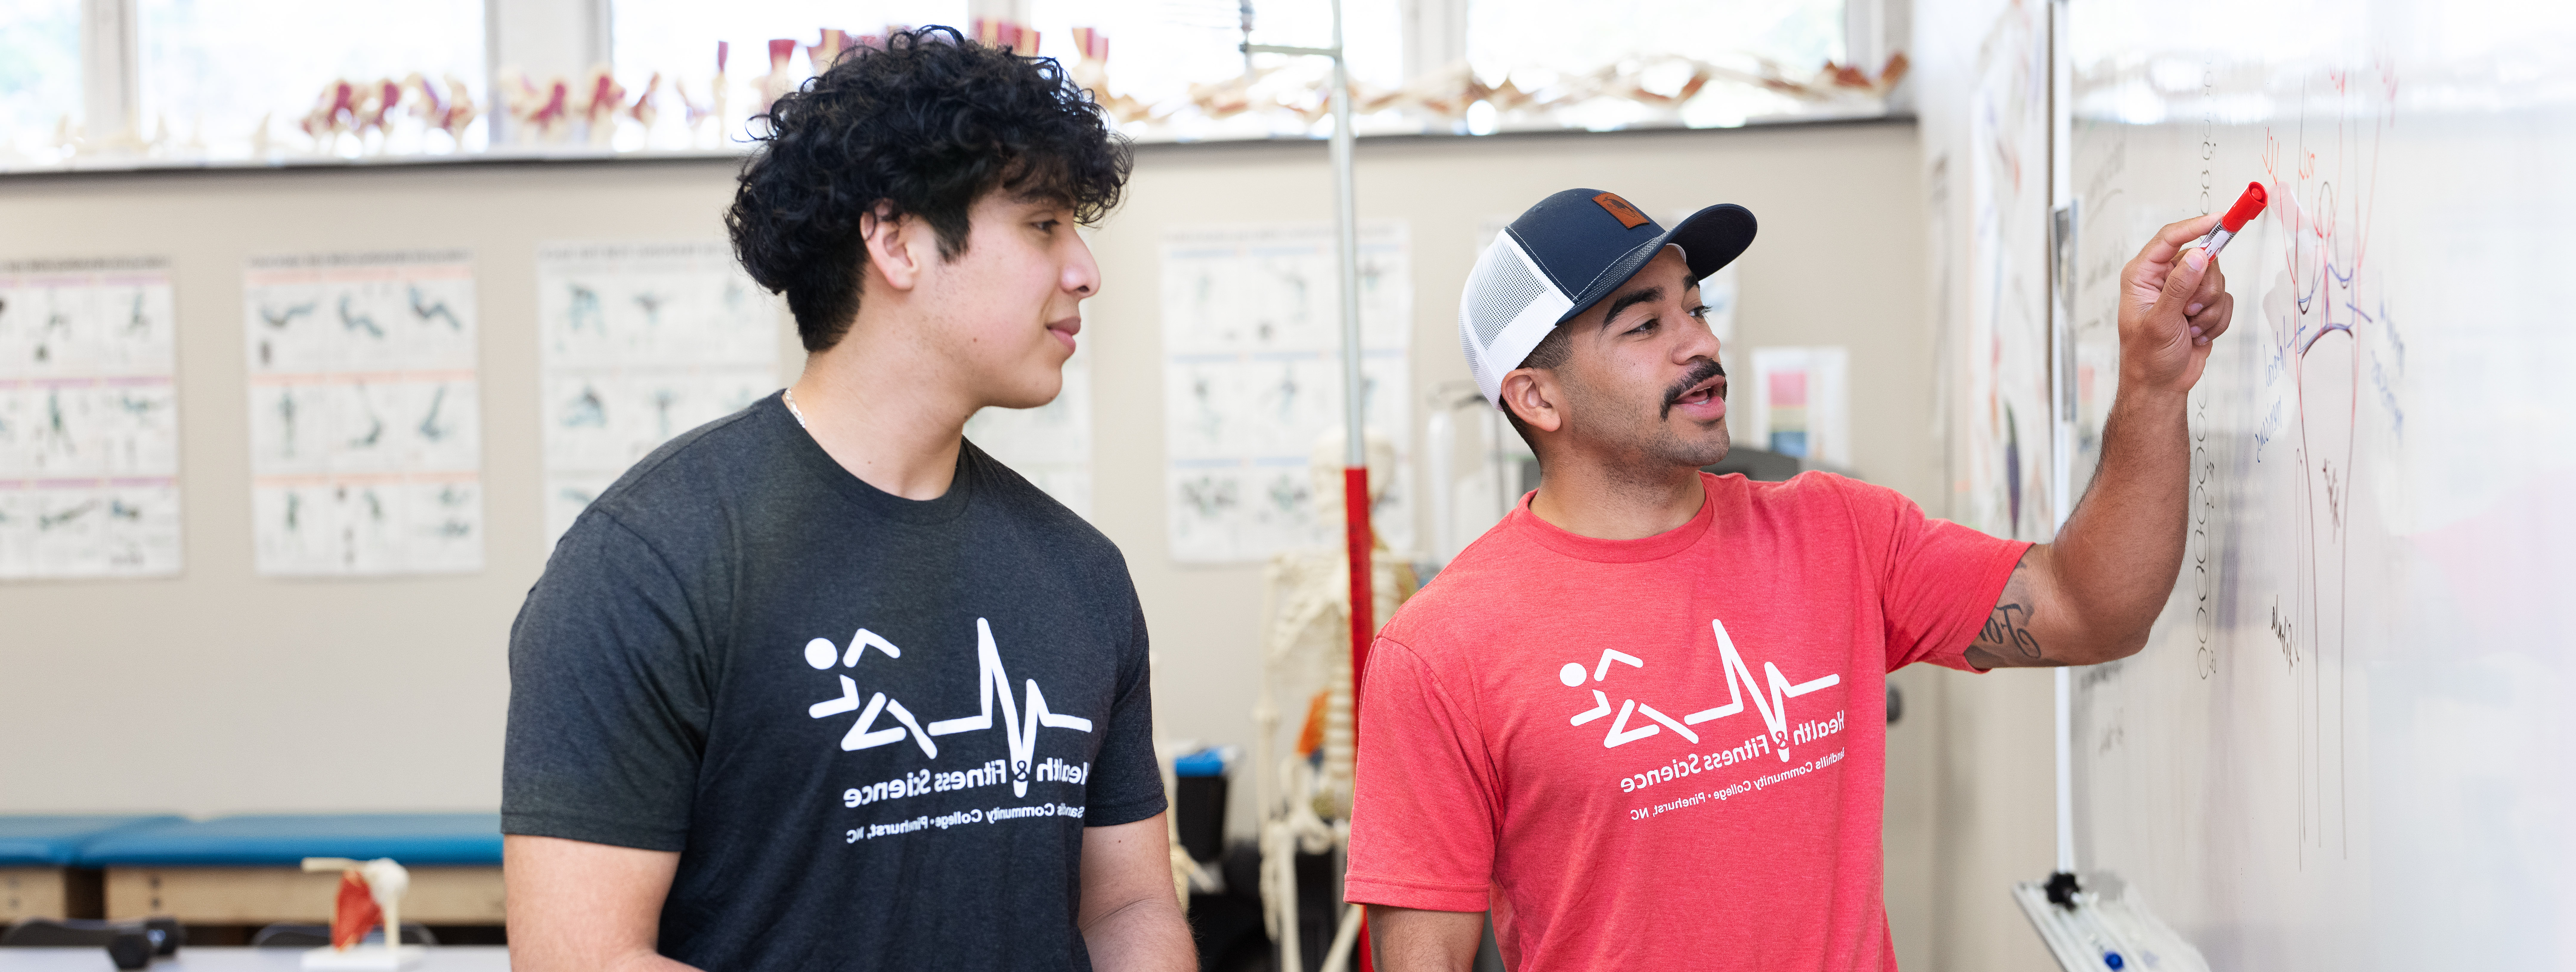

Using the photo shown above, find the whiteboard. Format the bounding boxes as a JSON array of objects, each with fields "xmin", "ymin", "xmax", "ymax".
[{"xmin": 2051, "ymin": 1, "xmax": 2576, "ymax": 968}]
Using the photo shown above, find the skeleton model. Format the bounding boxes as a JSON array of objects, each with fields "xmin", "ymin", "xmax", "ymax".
[{"xmin": 1255, "ymin": 430, "xmax": 1416, "ymax": 972}]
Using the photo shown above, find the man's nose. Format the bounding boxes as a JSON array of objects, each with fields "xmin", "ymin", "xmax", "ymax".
[{"xmin": 1677, "ymin": 308, "xmax": 1722, "ymax": 360}]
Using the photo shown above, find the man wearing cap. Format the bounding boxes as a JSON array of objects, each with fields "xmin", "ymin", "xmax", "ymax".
[{"xmin": 1345, "ymin": 188, "xmax": 2235, "ymax": 969}]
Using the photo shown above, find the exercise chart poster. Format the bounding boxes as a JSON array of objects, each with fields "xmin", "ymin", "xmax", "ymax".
[
  {"xmin": 535, "ymin": 240, "xmax": 781, "ymax": 547},
  {"xmin": 242, "ymin": 251, "xmax": 484, "ymax": 576},
  {"xmin": 0, "ymin": 257, "xmax": 183, "ymax": 579},
  {"xmin": 1159, "ymin": 222, "xmax": 1413, "ymax": 564}
]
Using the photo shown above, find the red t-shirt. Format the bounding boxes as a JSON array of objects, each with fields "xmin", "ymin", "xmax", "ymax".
[{"xmin": 1344, "ymin": 471, "xmax": 2027, "ymax": 971}]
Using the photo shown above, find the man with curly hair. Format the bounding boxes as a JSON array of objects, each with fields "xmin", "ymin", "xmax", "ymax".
[{"xmin": 502, "ymin": 27, "xmax": 1192, "ymax": 971}]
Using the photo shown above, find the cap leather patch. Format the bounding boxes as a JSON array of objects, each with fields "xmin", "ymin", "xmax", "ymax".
[{"xmin": 1592, "ymin": 192, "xmax": 1650, "ymax": 229}]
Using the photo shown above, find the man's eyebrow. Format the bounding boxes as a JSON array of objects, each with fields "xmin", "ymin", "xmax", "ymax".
[
  {"xmin": 1008, "ymin": 190, "xmax": 1075, "ymax": 209},
  {"xmin": 1599, "ymin": 286, "xmax": 1665, "ymax": 330}
]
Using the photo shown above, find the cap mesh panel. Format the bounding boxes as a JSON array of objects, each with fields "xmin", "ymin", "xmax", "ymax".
[{"xmin": 1462, "ymin": 240, "xmax": 1547, "ymax": 350}]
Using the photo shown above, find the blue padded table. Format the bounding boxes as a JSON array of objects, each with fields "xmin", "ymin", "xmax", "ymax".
[
  {"xmin": 0, "ymin": 946, "xmax": 510, "ymax": 970},
  {"xmin": 0, "ymin": 816, "xmax": 182, "ymax": 923},
  {"xmin": 77, "ymin": 815, "xmax": 504, "ymax": 925}
]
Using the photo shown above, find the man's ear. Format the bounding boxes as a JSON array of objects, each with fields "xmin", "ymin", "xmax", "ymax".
[
  {"xmin": 860, "ymin": 201, "xmax": 926, "ymax": 292},
  {"xmin": 1501, "ymin": 368, "xmax": 1565, "ymax": 435}
]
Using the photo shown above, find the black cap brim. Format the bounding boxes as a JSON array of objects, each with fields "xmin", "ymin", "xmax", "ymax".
[{"xmin": 1554, "ymin": 203, "xmax": 1759, "ymax": 325}]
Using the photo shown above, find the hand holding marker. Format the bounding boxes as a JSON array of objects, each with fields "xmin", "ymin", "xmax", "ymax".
[
  {"xmin": 2172, "ymin": 181, "xmax": 2264, "ymax": 347},
  {"xmin": 2195, "ymin": 182, "xmax": 2269, "ymax": 260}
]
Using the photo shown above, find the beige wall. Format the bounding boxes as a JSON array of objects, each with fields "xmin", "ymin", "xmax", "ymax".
[
  {"xmin": 0, "ymin": 120, "xmax": 2055, "ymax": 969},
  {"xmin": 0, "ymin": 160, "xmax": 763, "ymax": 818}
]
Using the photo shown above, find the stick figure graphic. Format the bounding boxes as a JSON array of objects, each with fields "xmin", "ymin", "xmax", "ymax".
[
  {"xmin": 1561, "ymin": 649, "xmax": 1699, "ymax": 748},
  {"xmin": 804, "ymin": 629, "xmax": 938, "ymax": 758}
]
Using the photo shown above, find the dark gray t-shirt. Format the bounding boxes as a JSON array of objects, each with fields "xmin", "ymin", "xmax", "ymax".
[{"xmin": 503, "ymin": 392, "xmax": 1163, "ymax": 971}]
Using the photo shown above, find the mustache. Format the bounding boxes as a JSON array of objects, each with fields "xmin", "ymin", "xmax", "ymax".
[{"xmin": 1660, "ymin": 359, "xmax": 1727, "ymax": 419}]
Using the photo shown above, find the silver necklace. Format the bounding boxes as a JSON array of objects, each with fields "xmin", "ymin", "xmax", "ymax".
[{"xmin": 783, "ymin": 388, "xmax": 810, "ymax": 429}]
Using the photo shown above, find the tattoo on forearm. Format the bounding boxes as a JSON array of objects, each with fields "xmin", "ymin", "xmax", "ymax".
[
  {"xmin": 1966, "ymin": 555, "xmax": 2045, "ymax": 668},
  {"xmin": 1978, "ymin": 603, "xmax": 2043, "ymax": 660}
]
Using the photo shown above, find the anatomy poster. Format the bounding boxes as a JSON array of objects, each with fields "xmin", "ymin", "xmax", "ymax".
[
  {"xmin": 537, "ymin": 240, "xmax": 780, "ymax": 546},
  {"xmin": 0, "ymin": 258, "xmax": 182, "ymax": 578},
  {"xmin": 243, "ymin": 251, "xmax": 483, "ymax": 576},
  {"xmin": 1160, "ymin": 222, "xmax": 1412, "ymax": 564}
]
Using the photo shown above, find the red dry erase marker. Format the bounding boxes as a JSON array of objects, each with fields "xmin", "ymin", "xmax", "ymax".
[{"xmin": 2195, "ymin": 182, "xmax": 2268, "ymax": 259}]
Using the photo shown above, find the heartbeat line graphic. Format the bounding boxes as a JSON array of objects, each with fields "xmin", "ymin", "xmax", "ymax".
[
  {"xmin": 927, "ymin": 618, "xmax": 1095, "ymax": 797},
  {"xmin": 1686, "ymin": 617, "xmax": 1840, "ymax": 760},
  {"xmin": 804, "ymin": 618, "xmax": 1095, "ymax": 796}
]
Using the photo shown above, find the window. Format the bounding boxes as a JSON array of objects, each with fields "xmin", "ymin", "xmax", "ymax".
[
  {"xmin": 1021, "ymin": 0, "xmax": 1407, "ymax": 139},
  {"xmin": 138, "ymin": 0, "xmax": 488, "ymax": 160},
  {"xmin": 6, "ymin": 0, "xmax": 1877, "ymax": 170},
  {"xmin": 608, "ymin": 0, "xmax": 1400, "ymax": 146},
  {"xmin": 1466, "ymin": 0, "xmax": 1851, "ymax": 129},
  {"xmin": 0, "ymin": 0, "xmax": 82, "ymax": 160},
  {"xmin": 1020, "ymin": 0, "xmax": 1866, "ymax": 141}
]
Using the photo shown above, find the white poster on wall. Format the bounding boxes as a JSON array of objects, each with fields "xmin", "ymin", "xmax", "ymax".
[
  {"xmin": 535, "ymin": 240, "xmax": 782, "ymax": 548},
  {"xmin": 1160, "ymin": 222, "xmax": 1411, "ymax": 564},
  {"xmin": 243, "ymin": 251, "xmax": 484, "ymax": 576},
  {"xmin": 0, "ymin": 258, "xmax": 183, "ymax": 578}
]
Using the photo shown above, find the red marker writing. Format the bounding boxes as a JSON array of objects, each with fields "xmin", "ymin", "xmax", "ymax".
[{"xmin": 2194, "ymin": 181, "xmax": 2268, "ymax": 259}]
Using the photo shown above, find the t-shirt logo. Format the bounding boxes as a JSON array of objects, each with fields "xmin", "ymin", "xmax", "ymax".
[
  {"xmin": 1592, "ymin": 192, "xmax": 1651, "ymax": 229},
  {"xmin": 1558, "ymin": 617, "xmax": 1839, "ymax": 760},
  {"xmin": 802, "ymin": 617, "xmax": 1093, "ymax": 797}
]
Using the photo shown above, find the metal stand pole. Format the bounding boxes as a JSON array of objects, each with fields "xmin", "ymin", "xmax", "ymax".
[
  {"xmin": 1247, "ymin": 1, "xmax": 1371, "ymax": 962},
  {"xmin": 1323, "ymin": 4, "xmax": 1373, "ymax": 966}
]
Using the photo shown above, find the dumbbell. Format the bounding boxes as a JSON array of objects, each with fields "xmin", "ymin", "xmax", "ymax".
[{"xmin": 0, "ymin": 917, "xmax": 184, "ymax": 967}]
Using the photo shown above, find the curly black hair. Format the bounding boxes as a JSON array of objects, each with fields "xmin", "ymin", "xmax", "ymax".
[{"xmin": 726, "ymin": 26, "xmax": 1131, "ymax": 351}]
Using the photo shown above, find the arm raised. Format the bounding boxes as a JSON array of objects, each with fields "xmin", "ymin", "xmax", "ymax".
[
  {"xmin": 1967, "ymin": 214, "xmax": 2234, "ymax": 670},
  {"xmin": 504, "ymin": 835, "xmax": 699, "ymax": 972}
]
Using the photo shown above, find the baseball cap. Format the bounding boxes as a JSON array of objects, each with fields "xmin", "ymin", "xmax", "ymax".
[{"xmin": 1457, "ymin": 189, "xmax": 1757, "ymax": 407}]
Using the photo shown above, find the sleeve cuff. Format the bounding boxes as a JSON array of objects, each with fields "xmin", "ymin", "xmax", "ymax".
[
  {"xmin": 1081, "ymin": 794, "xmax": 1168, "ymax": 828},
  {"xmin": 1341, "ymin": 873, "xmax": 1491, "ymax": 912},
  {"xmin": 499, "ymin": 811, "xmax": 688, "ymax": 853},
  {"xmin": 1926, "ymin": 538, "xmax": 2036, "ymax": 673}
]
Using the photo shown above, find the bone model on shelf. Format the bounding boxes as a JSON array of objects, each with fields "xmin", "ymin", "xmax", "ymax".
[
  {"xmin": 291, "ymin": 74, "xmax": 479, "ymax": 156},
  {"xmin": 756, "ymin": 39, "xmax": 799, "ymax": 116},
  {"xmin": 508, "ymin": 72, "xmax": 571, "ymax": 142},
  {"xmin": 973, "ymin": 18, "xmax": 1037, "ymax": 53},
  {"xmin": 807, "ymin": 28, "xmax": 850, "ymax": 75},
  {"xmin": 578, "ymin": 68, "xmax": 626, "ymax": 146},
  {"xmin": 1065, "ymin": 28, "xmax": 1149, "ymax": 125},
  {"xmin": 626, "ymin": 72, "xmax": 663, "ymax": 134},
  {"xmin": 673, "ymin": 41, "xmax": 726, "ymax": 145},
  {"xmin": 408, "ymin": 74, "xmax": 481, "ymax": 146},
  {"xmin": 1069, "ymin": 32, "xmax": 1912, "ymax": 132}
]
